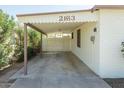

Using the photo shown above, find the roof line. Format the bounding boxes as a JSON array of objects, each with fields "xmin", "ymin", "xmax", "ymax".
[
  {"xmin": 92, "ymin": 5, "xmax": 124, "ymax": 10},
  {"xmin": 16, "ymin": 5, "xmax": 124, "ymax": 17},
  {"xmin": 16, "ymin": 9, "xmax": 92, "ymax": 17}
]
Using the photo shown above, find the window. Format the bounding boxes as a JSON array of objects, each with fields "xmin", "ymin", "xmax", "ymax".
[
  {"xmin": 71, "ymin": 32, "xmax": 73, "ymax": 39},
  {"xmin": 77, "ymin": 29, "xmax": 81, "ymax": 48},
  {"xmin": 47, "ymin": 32, "xmax": 71, "ymax": 38}
]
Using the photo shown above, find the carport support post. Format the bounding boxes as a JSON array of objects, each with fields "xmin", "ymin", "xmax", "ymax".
[
  {"xmin": 40, "ymin": 33, "xmax": 42, "ymax": 54},
  {"xmin": 24, "ymin": 23, "xmax": 28, "ymax": 75}
]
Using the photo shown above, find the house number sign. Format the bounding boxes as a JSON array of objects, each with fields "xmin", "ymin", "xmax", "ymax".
[{"xmin": 59, "ymin": 16, "xmax": 75, "ymax": 21}]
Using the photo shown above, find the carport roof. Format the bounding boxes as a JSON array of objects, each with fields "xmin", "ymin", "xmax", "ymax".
[
  {"xmin": 16, "ymin": 6, "xmax": 98, "ymax": 24},
  {"xmin": 16, "ymin": 9, "xmax": 92, "ymax": 17},
  {"xmin": 16, "ymin": 5, "xmax": 124, "ymax": 35},
  {"xmin": 16, "ymin": 6, "xmax": 98, "ymax": 34},
  {"xmin": 16, "ymin": 5, "xmax": 124, "ymax": 17}
]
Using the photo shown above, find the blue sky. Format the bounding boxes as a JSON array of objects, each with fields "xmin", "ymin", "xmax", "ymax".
[{"xmin": 0, "ymin": 5, "xmax": 93, "ymax": 18}]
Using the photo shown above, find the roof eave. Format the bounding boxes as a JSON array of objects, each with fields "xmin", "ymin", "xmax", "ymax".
[
  {"xmin": 16, "ymin": 9, "xmax": 92, "ymax": 17},
  {"xmin": 92, "ymin": 5, "xmax": 124, "ymax": 10}
]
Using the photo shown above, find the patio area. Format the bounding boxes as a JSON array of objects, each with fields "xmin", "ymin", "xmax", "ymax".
[{"xmin": 10, "ymin": 52, "xmax": 110, "ymax": 88}]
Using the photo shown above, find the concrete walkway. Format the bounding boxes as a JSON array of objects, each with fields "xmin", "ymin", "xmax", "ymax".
[{"xmin": 10, "ymin": 52, "xmax": 110, "ymax": 88}]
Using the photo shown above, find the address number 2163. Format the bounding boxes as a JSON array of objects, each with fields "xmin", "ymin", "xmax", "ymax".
[{"xmin": 59, "ymin": 16, "xmax": 75, "ymax": 21}]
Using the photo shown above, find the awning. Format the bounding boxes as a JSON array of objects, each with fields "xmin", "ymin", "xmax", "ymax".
[
  {"xmin": 17, "ymin": 9, "xmax": 98, "ymax": 24},
  {"xmin": 16, "ymin": 9, "xmax": 99, "ymax": 35}
]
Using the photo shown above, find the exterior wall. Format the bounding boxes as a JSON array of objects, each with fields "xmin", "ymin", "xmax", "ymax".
[
  {"xmin": 99, "ymin": 9, "xmax": 124, "ymax": 78},
  {"xmin": 42, "ymin": 32, "xmax": 71, "ymax": 51},
  {"xmin": 71, "ymin": 22, "xmax": 100, "ymax": 75}
]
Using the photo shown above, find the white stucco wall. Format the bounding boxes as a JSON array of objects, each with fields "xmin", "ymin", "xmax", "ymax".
[
  {"xmin": 99, "ymin": 9, "xmax": 124, "ymax": 78},
  {"xmin": 42, "ymin": 32, "xmax": 71, "ymax": 51},
  {"xmin": 71, "ymin": 22, "xmax": 100, "ymax": 75}
]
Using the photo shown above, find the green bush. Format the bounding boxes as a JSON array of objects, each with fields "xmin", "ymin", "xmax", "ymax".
[
  {"xmin": 0, "ymin": 9, "xmax": 41, "ymax": 66},
  {"xmin": 16, "ymin": 47, "xmax": 38, "ymax": 63}
]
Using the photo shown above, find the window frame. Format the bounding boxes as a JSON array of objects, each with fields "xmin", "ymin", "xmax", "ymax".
[
  {"xmin": 71, "ymin": 32, "xmax": 74, "ymax": 39},
  {"xmin": 77, "ymin": 29, "xmax": 81, "ymax": 48}
]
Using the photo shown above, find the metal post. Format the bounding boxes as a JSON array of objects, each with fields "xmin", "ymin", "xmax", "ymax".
[
  {"xmin": 40, "ymin": 33, "xmax": 42, "ymax": 54},
  {"xmin": 24, "ymin": 23, "xmax": 28, "ymax": 75}
]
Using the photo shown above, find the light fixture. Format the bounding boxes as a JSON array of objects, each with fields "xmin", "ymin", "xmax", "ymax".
[{"xmin": 94, "ymin": 27, "xmax": 97, "ymax": 32}]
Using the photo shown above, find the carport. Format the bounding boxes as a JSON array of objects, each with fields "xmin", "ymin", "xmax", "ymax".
[
  {"xmin": 10, "ymin": 5, "xmax": 124, "ymax": 87},
  {"xmin": 16, "ymin": 9, "xmax": 98, "ymax": 75},
  {"xmin": 12, "ymin": 7, "xmax": 113, "ymax": 88}
]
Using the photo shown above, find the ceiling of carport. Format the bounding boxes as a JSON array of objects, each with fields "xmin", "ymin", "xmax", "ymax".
[{"xmin": 32, "ymin": 22, "xmax": 83, "ymax": 33}]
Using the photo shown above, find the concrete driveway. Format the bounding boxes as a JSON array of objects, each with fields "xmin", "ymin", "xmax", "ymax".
[{"xmin": 10, "ymin": 52, "xmax": 110, "ymax": 88}]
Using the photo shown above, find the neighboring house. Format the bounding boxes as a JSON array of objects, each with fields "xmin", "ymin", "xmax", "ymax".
[{"xmin": 17, "ymin": 5, "xmax": 124, "ymax": 78}]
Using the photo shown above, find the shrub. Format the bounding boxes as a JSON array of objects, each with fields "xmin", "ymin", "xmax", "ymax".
[{"xmin": 16, "ymin": 47, "xmax": 38, "ymax": 63}]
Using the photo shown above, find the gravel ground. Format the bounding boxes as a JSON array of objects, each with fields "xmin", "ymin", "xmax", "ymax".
[
  {"xmin": 0, "ymin": 62, "xmax": 23, "ymax": 88},
  {"xmin": 104, "ymin": 78, "xmax": 124, "ymax": 88}
]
